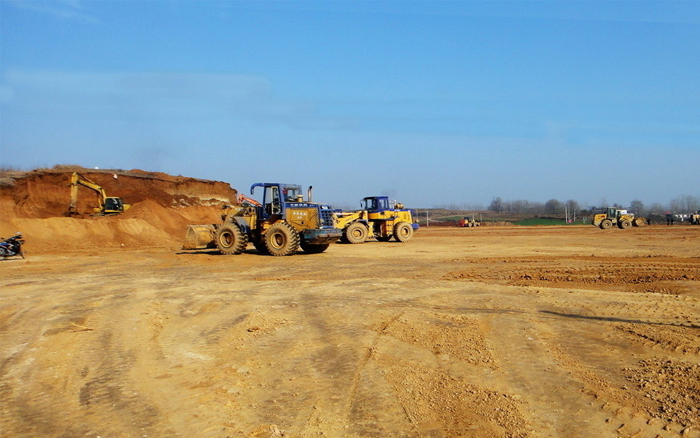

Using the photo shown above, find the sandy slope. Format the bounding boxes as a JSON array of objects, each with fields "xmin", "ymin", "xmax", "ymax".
[{"xmin": 0, "ymin": 168, "xmax": 235, "ymax": 252}]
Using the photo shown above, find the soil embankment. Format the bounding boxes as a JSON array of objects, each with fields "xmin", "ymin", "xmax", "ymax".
[{"xmin": 0, "ymin": 168, "xmax": 236, "ymax": 251}]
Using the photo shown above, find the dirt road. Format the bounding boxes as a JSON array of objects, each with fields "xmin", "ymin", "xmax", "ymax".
[{"xmin": 1, "ymin": 226, "xmax": 699, "ymax": 438}]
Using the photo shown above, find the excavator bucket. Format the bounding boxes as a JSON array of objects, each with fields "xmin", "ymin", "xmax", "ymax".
[{"xmin": 183, "ymin": 224, "xmax": 218, "ymax": 250}]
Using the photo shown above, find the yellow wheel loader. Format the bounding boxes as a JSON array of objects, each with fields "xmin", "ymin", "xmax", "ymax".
[
  {"xmin": 184, "ymin": 183, "xmax": 342, "ymax": 256},
  {"xmin": 335, "ymin": 196, "xmax": 419, "ymax": 244},
  {"xmin": 458, "ymin": 216, "xmax": 481, "ymax": 227},
  {"xmin": 689, "ymin": 211, "xmax": 700, "ymax": 225},
  {"xmin": 592, "ymin": 207, "xmax": 646, "ymax": 229}
]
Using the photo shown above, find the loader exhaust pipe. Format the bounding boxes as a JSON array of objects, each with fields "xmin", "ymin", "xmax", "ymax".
[{"xmin": 308, "ymin": 186, "xmax": 313, "ymax": 203}]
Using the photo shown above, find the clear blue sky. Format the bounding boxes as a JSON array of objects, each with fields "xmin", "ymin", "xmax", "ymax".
[{"xmin": 1, "ymin": 0, "xmax": 699, "ymax": 209}]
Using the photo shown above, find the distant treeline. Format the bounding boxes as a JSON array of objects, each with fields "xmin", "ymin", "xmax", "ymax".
[{"xmin": 485, "ymin": 195, "xmax": 700, "ymax": 218}]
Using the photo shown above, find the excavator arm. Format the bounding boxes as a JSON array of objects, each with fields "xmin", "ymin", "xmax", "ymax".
[{"xmin": 67, "ymin": 172, "xmax": 128, "ymax": 215}]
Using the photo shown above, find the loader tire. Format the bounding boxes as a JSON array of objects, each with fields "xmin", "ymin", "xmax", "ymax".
[
  {"xmin": 393, "ymin": 222, "xmax": 413, "ymax": 242},
  {"xmin": 600, "ymin": 219, "xmax": 613, "ymax": 229},
  {"xmin": 300, "ymin": 241, "xmax": 330, "ymax": 254},
  {"xmin": 344, "ymin": 222, "xmax": 368, "ymax": 244},
  {"xmin": 216, "ymin": 223, "xmax": 248, "ymax": 255},
  {"xmin": 619, "ymin": 220, "xmax": 632, "ymax": 229},
  {"xmin": 265, "ymin": 222, "xmax": 300, "ymax": 256}
]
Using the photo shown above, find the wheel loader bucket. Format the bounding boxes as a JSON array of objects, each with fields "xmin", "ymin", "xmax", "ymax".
[
  {"xmin": 183, "ymin": 224, "xmax": 218, "ymax": 250},
  {"xmin": 633, "ymin": 218, "xmax": 647, "ymax": 227}
]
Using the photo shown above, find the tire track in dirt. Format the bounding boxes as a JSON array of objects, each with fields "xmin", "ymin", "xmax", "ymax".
[
  {"xmin": 444, "ymin": 255, "xmax": 700, "ymax": 296},
  {"xmin": 363, "ymin": 308, "xmax": 531, "ymax": 438},
  {"xmin": 484, "ymin": 308, "xmax": 620, "ymax": 438},
  {"xmin": 341, "ymin": 310, "xmax": 406, "ymax": 429},
  {"xmin": 508, "ymin": 287, "xmax": 700, "ymax": 437}
]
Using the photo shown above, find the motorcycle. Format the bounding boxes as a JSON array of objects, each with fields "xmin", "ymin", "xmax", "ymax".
[{"xmin": 0, "ymin": 233, "xmax": 25, "ymax": 259}]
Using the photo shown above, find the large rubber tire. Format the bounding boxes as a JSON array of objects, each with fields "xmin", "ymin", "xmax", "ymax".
[
  {"xmin": 344, "ymin": 222, "xmax": 368, "ymax": 244},
  {"xmin": 300, "ymin": 241, "xmax": 330, "ymax": 254},
  {"xmin": 265, "ymin": 222, "xmax": 300, "ymax": 256},
  {"xmin": 600, "ymin": 219, "xmax": 613, "ymax": 230},
  {"xmin": 619, "ymin": 220, "xmax": 632, "ymax": 229},
  {"xmin": 216, "ymin": 223, "xmax": 248, "ymax": 255},
  {"xmin": 393, "ymin": 222, "xmax": 413, "ymax": 242}
]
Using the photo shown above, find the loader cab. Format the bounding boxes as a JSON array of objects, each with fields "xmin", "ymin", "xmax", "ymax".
[
  {"xmin": 251, "ymin": 183, "xmax": 304, "ymax": 219},
  {"xmin": 361, "ymin": 196, "xmax": 390, "ymax": 213}
]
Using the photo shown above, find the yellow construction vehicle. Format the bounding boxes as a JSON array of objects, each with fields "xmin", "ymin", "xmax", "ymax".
[
  {"xmin": 458, "ymin": 216, "xmax": 480, "ymax": 227},
  {"xmin": 184, "ymin": 183, "xmax": 342, "ymax": 256},
  {"xmin": 592, "ymin": 207, "xmax": 646, "ymax": 229},
  {"xmin": 67, "ymin": 172, "xmax": 130, "ymax": 216},
  {"xmin": 689, "ymin": 210, "xmax": 700, "ymax": 225},
  {"xmin": 335, "ymin": 196, "xmax": 419, "ymax": 244}
]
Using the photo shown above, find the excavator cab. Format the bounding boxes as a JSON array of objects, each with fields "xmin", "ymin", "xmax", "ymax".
[{"xmin": 103, "ymin": 197, "xmax": 126, "ymax": 214}]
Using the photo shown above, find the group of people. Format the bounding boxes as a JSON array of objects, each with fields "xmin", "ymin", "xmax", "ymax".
[{"xmin": 665, "ymin": 212, "xmax": 675, "ymax": 226}]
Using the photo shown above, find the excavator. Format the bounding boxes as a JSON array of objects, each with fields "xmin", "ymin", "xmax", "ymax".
[{"xmin": 67, "ymin": 172, "xmax": 130, "ymax": 216}]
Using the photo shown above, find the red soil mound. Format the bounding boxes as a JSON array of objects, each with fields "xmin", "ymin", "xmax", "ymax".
[{"xmin": 0, "ymin": 167, "xmax": 237, "ymax": 252}]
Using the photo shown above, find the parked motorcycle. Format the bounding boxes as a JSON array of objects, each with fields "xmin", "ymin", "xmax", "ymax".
[{"xmin": 0, "ymin": 233, "xmax": 25, "ymax": 259}]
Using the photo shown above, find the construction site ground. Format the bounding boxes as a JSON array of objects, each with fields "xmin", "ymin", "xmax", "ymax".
[{"xmin": 2, "ymin": 224, "xmax": 699, "ymax": 438}]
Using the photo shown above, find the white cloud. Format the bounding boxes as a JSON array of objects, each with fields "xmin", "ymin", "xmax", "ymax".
[
  {"xmin": 2, "ymin": 69, "xmax": 356, "ymax": 131},
  {"xmin": 8, "ymin": 0, "xmax": 97, "ymax": 22}
]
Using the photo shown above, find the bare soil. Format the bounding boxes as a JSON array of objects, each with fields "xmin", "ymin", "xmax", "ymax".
[
  {"xmin": 1, "ymin": 226, "xmax": 699, "ymax": 438},
  {"xmin": 1, "ymin": 170, "xmax": 699, "ymax": 437}
]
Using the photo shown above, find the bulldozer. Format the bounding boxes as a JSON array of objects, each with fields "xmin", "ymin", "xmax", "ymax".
[
  {"xmin": 592, "ymin": 207, "xmax": 646, "ymax": 229},
  {"xmin": 335, "ymin": 196, "xmax": 419, "ymax": 244},
  {"xmin": 184, "ymin": 183, "xmax": 342, "ymax": 256},
  {"xmin": 67, "ymin": 172, "xmax": 130, "ymax": 216},
  {"xmin": 458, "ymin": 216, "xmax": 480, "ymax": 227}
]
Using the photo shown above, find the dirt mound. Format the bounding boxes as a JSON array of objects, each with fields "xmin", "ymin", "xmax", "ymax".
[{"xmin": 0, "ymin": 167, "xmax": 237, "ymax": 252}]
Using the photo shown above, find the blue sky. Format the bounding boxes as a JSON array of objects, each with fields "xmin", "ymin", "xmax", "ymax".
[{"xmin": 1, "ymin": 0, "xmax": 699, "ymax": 209}]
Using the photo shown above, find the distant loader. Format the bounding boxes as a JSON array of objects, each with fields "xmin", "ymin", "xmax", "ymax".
[
  {"xmin": 689, "ymin": 211, "xmax": 700, "ymax": 225},
  {"xmin": 458, "ymin": 216, "xmax": 481, "ymax": 227},
  {"xmin": 335, "ymin": 196, "xmax": 419, "ymax": 244},
  {"xmin": 592, "ymin": 207, "xmax": 646, "ymax": 229}
]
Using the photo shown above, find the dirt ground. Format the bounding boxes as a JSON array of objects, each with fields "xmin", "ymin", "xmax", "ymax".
[{"xmin": 1, "ymin": 225, "xmax": 699, "ymax": 438}]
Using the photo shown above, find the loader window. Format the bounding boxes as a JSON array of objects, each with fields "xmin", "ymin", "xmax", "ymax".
[
  {"xmin": 377, "ymin": 198, "xmax": 389, "ymax": 211},
  {"xmin": 264, "ymin": 186, "xmax": 282, "ymax": 215},
  {"xmin": 105, "ymin": 197, "xmax": 122, "ymax": 211},
  {"xmin": 362, "ymin": 198, "xmax": 377, "ymax": 211},
  {"xmin": 282, "ymin": 186, "xmax": 302, "ymax": 202}
]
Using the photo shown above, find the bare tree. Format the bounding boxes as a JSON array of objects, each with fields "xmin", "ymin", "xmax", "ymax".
[
  {"xmin": 489, "ymin": 197, "xmax": 504, "ymax": 212},
  {"xmin": 670, "ymin": 195, "xmax": 700, "ymax": 213},
  {"xmin": 544, "ymin": 199, "xmax": 562, "ymax": 215},
  {"xmin": 629, "ymin": 199, "xmax": 645, "ymax": 216},
  {"xmin": 565, "ymin": 199, "xmax": 579, "ymax": 214}
]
